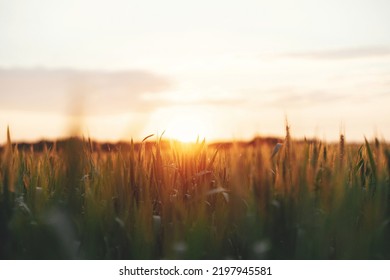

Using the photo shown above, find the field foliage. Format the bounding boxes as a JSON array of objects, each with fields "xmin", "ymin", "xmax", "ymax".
[{"xmin": 1, "ymin": 127, "xmax": 390, "ymax": 259}]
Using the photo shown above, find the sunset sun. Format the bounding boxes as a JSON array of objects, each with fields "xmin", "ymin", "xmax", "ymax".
[{"xmin": 165, "ymin": 115, "xmax": 208, "ymax": 143}]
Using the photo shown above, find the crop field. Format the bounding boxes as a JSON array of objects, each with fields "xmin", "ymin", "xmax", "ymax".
[{"xmin": 1, "ymin": 126, "xmax": 390, "ymax": 260}]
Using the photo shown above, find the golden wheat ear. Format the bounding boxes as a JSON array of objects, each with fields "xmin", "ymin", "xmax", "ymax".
[{"xmin": 7, "ymin": 125, "xmax": 11, "ymax": 147}]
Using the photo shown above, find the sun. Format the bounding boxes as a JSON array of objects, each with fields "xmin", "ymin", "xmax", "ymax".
[
  {"xmin": 166, "ymin": 116, "xmax": 208, "ymax": 143},
  {"xmin": 146, "ymin": 106, "xmax": 214, "ymax": 143}
]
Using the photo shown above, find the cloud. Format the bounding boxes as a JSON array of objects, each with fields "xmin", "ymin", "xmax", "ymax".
[
  {"xmin": 201, "ymin": 99, "xmax": 244, "ymax": 106},
  {"xmin": 260, "ymin": 87, "xmax": 345, "ymax": 109},
  {"xmin": 281, "ymin": 46, "xmax": 390, "ymax": 60},
  {"xmin": 0, "ymin": 68, "xmax": 173, "ymax": 115},
  {"xmin": 265, "ymin": 86, "xmax": 390, "ymax": 109},
  {"xmin": 139, "ymin": 86, "xmax": 246, "ymax": 109},
  {"xmin": 171, "ymin": 98, "xmax": 244, "ymax": 107}
]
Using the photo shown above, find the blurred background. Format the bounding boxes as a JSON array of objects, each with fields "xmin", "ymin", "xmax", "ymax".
[{"xmin": 1, "ymin": 0, "xmax": 390, "ymax": 143}]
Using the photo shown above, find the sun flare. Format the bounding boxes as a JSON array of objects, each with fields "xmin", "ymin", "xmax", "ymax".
[{"xmin": 165, "ymin": 115, "xmax": 208, "ymax": 143}]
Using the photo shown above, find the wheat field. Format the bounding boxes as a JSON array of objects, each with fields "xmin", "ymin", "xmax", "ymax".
[{"xmin": 1, "ymin": 126, "xmax": 390, "ymax": 259}]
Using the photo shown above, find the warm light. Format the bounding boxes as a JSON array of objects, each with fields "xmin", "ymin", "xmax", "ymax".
[{"xmin": 165, "ymin": 114, "xmax": 208, "ymax": 143}]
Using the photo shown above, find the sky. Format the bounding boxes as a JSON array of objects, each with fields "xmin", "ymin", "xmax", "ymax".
[{"xmin": 0, "ymin": 0, "xmax": 390, "ymax": 143}]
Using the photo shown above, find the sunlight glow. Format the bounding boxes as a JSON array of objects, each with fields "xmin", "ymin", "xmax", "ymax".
[
  {"xmin": 1, "ymin": 0, "xmax": 390, "ymax": 143},
  {"xmin": 165, "ymin": 114, "xmax": 209, "ymax": 143}
]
